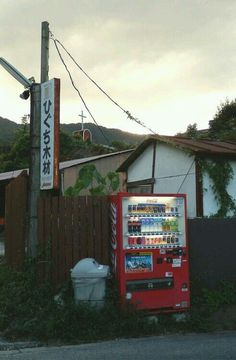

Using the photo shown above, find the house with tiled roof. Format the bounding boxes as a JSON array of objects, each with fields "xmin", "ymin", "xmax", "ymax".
[{"xmin": 117, "ymin": 136, "xmax": 236, "ymax": 218}]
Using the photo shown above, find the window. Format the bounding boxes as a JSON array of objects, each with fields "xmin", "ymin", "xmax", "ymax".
[{"xmin": 126, "ymin": 178, "xmax": 154, "ymax": 194}]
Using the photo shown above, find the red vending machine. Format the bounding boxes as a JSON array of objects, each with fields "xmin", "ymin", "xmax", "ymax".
[{"xmin": 110, "ymin": 192, "xmax": 190, "ymax": 313}]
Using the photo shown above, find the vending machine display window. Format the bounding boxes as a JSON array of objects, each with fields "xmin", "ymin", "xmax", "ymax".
[{"xmin": 123, "ymin": 196, "xmax": 186, "ymax": 250}]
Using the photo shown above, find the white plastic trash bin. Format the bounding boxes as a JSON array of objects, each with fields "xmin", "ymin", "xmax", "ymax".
[{"xmin": 71, "ymin": 258, "xmax": 109, "ymax": 307}]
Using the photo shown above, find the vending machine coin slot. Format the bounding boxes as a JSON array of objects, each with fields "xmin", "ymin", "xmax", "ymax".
[
  {"xmin": 126, "ymin": 278, "xmax": 174, "ymax": 292},
  {"xmin": 173, "ymin": 248, "xmax": 183, "ymax": 256}
]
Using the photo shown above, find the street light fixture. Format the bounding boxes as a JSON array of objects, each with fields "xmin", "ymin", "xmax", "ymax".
[{"xmin": 0, "ymin": 57, "xmax": 34, "ymax": 88}]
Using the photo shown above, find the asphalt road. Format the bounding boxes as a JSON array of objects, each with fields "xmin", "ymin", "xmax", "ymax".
[{"xmin": 0, "ymin": 332, "xmax": 236, "ymax": 360}]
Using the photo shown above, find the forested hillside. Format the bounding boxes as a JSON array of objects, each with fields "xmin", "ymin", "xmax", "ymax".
[
  {"xmin": 0, "ymin": 116, "xmax": 147, "ymax": 172},
  {"xmin": 0, "ymin": 117, "xmax": 19, "ymax": 144},
  {"xmin": 0, "ymin": 117, "xmax": 146, "ymax": 146}
]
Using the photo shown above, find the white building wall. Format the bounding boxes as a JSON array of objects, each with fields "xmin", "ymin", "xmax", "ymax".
[
  {"xmin": 203, "ymin": 160, "xmax": 236, "ymax": 216},
  {"xmin": 127, "ymin": 142, "xmax": 197, "ymax": 218},
  {"xmin": 127, "ymin": 144, "xmax": 154, "ymax": 182},
  {"xmin": 126, "ymin": 141, "xmax": 236, "ymax": 218},
  {"xmin": 227, "ymin": 161, "xmax": 236, "ymax": 204},
  {"xmin": 153, "ymin": 143, "xmax": 197, "ymax": 218}
]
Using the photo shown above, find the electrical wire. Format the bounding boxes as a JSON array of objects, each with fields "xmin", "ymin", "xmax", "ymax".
[
  {"xmin": 177, "ymin": 159, "xmax": 195, "ymax": 193},
  {"xmin": 156, "ymin": 172, "xmax": 195, "ymax": 180},
  {"xmin": 51, "ymin": 34, "xmax": 111, "ymax": 145},
  {"xmin": 49, "ymin": 30, "xmax": 157, "ymax": 135}
]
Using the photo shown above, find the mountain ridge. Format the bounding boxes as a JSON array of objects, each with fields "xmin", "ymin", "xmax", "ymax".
[{"xmin": 0, "ymin": 116, "xmax": 147, "ymax": 146}]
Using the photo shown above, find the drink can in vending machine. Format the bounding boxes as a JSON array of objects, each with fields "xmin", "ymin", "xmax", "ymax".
[
  {"xmin": 128, "ymin": 236, "xmax": 137, "ymax": 246},
  {"xmin": 136, "ymin": 237, "xmax": 143, "ymax": 245}
]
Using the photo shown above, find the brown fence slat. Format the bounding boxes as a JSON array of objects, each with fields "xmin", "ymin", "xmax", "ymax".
[
  {"xmin": 5, "ymin": 171, "xmax": 28, "ymax": 268},
  {"xmin": 94, "ymin": 197, "xmax": 102, "ymax": 263},
  {"xmin": 38, "ymin": 197, "xmax": 46, "ymax": 281},
  {"xmin": 100, "ymin": 197, "xmax": 110, "ymax": 265},
  {"xmin": 64, "ymin": 196, "xmax": 73, "ymax": 278},
  {"xmin": 71, "ymin": 197, "xmax": 80, "ymax": 266},
  {"xmin": 78, "ymin": 196, "xmax": 89, "ymax": 261},
  {"xmin": 87, "ymin": 196, "xmax": 95, "ymax": 259},
  {"xmin": 58, "ymin": 196, "xmax": 66, "ymax": 283},
  {"xmin": 51, "ymin": 196, "xmax": 60, "ymax": 285}
]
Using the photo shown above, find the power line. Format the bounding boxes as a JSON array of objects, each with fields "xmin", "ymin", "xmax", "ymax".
[
  {"xmin": 177, "ymin": 159, "xmax": 195, "ymax": 193},
  {"xmin": 49, "ymin": 30, "xmax": 157, "ymax": 135},
  {"xmin": 51, "ymin": 35, "xmax": 111, "ymax": 145},
  {"xmin": 156, "ymin": 172, "xmax": 195, "ymax": 180}
]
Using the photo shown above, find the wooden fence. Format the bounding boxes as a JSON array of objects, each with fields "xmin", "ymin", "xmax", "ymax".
[
  {"xmin": 188, "ymin": 217, "xmax": 236, "ymax": 288},
  {"xmin": 5, "ymin": 172, "xmax": 111, "ymax": 286},
  {"xmin": 5, "ymin": 171, "xmax": 28, "ymax": 267},
  {"xmin": 37, "ymin": 195, "xmax": 110, "ymax": 286},
  {"xmin": 5, "ymin": 174, "xmax": 236, "ymax": 289}
]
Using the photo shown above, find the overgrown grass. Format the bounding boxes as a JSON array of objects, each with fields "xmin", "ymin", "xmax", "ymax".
[
  {"xmin": 0, "ymin": 263, "xmax": 160, "ymax": 342},
  {"xmin": 0, "ymin": 263, "xmax": 235, "ymax": 343}
]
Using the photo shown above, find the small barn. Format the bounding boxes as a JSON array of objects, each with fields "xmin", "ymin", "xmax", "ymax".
[{"xmin": 117, "ymin": 136, "xmax": 236, "ymax": 218}]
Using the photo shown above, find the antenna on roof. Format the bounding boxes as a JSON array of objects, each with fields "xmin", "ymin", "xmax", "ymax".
[
  {"xmin": 78, "ymin": 110, "xmax": 86, "ymax": 131},
  {"xmin": 73, "ymin": 110, "xmax": 92, "ymax": 142}
]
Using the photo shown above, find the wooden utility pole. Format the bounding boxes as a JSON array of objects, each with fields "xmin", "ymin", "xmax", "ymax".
[
  {"xmin": 28, "ymin": 21, "xmax": 50, "ymax": 257},
  {"xmin": 28, "ymin": 83, "xmax": 41, "ymax": 257},
  {"xmin": 41, "ymin": 21, "xmax": 49, "ymax": 83}
]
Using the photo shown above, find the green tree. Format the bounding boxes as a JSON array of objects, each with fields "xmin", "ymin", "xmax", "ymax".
[
  {"xmin": 0, "ymin": 127, "xmax": 86, "ymax": 172},
  {"xmin": 60, "ymin": 131, "xmax": 85, "ymax": 160},
  {"xmin": 111, "ymin": 140, "xmax": 134, "ymax": 151},
  {"xmin": 185, "ymin": 123, "xmax": 199, "ymax": 138},
  {"xmin": 0, "ymin": 116, "xmax": 30, "ymax": 172},
  {"xmin": 208, "ymin": 98, "xmax": 236, "ymax": 140}
]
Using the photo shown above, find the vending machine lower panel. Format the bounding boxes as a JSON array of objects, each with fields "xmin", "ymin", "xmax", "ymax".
[{"xmin": 125, "ymin": 276, "xmax": 190, "ymax": 312}]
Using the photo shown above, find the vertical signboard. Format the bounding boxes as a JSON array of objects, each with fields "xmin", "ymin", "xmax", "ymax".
[{"xmin": 40, "ymin": 78, "xmax": 60, "ymax": 190}]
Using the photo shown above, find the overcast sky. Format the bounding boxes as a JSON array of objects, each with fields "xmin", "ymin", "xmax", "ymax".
[{"xmin": 1, "ymin": 0, "xmax": 236, "ymax": 135}]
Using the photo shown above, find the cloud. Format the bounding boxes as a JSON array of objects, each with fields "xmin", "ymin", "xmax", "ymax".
[{"xmin": 1, "ymin": 0, "xmax": 236, "ymax": 135}]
